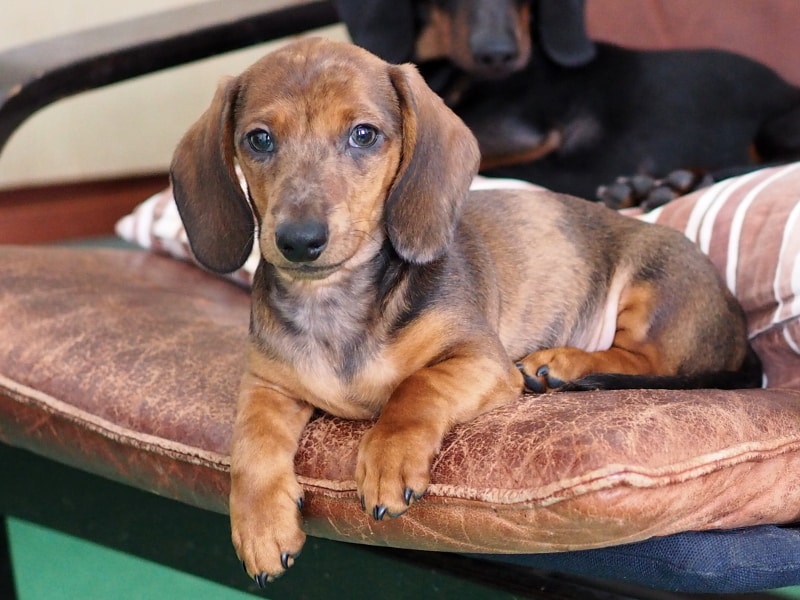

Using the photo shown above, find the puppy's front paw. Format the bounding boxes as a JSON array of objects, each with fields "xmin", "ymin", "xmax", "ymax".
[
  {"xmin": 355, "ymin": 424, "xmax": 435, "ymax": 521},
  {"xmin": 517, "ymin": 347, "xmax": 593, "ymax": 393},
  {"xmin": 230, "ymin": 475, "xmax": 305, "ymax": 586}
]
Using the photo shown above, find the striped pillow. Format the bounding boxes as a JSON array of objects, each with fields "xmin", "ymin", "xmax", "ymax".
[
  {"xmin": 638, "ymin": 163, "xmax": 800, "ymax": 389},
  {"xmin": 115, "ymin": 174, "xmax": 257, "ymax": 288},
  {"xmin": 116, "ymin": 165, "xmax": 800, "ymax": 389}
]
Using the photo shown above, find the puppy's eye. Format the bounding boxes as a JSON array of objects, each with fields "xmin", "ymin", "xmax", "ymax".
[
  {"xmin": 246, "ymin": 129, "xmax": 275, "ymax": 153},
  {"xmin": 349, "ymin": 124, "xmax": 379, "ymax": 148}
]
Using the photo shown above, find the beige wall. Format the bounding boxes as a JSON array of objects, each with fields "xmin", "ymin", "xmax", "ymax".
[
  {"xmin": 4, "ymin": 1, "xmax": 794, "ymax": 190},
  {"xmin": 0, "ymin": 1, "xmax": 346, "ymax": 189}
]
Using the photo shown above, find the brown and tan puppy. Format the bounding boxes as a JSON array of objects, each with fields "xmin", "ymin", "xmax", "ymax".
[{"xmin": 170, "ymin": 37, "xmax": 760, "ymax": 585}]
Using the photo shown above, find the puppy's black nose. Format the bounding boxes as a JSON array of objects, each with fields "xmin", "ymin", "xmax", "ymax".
[{"xmin": 275, "ymin": 220, "xmax": 328, "ymax": 263}]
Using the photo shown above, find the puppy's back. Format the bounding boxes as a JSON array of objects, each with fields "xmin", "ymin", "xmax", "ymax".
[{"xmin": 461, "ymin": 189, "xmax": 749, "ymax": 373}]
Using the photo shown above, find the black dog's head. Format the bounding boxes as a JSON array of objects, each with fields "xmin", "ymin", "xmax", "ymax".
[
  {"xmin": 336, "ymin": 0, "xmax": 596, "ymax": 80},
  {"xmin": 416, "ymin": 0, "xmax": 534, "ymax": 79}
]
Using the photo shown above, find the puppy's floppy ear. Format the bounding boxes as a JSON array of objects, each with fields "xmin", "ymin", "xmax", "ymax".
[
  {"xmin": 537, "ymin": 0, "xmax": 596, "ymax": 67},
  {"xmin": 386, "ymin": 63, "xmax": 480, "ymax": 264},
  {"xmin": 170, "ymin": 77, "xmax": 254, "ymax": 274}
]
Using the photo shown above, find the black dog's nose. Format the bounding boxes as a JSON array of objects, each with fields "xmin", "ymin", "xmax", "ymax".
[
  {"xmin": 275, "ymin": 220, "xmax": 328, "ymax": 263},
  {"xmin": 471, "ymin": 37, "xmax": 519, "ymax": 71}
]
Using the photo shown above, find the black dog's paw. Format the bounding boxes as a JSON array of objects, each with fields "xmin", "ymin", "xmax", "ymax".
[{"xmin": 597, "ymin": 169, "xmax": 714, "ymax": 210}]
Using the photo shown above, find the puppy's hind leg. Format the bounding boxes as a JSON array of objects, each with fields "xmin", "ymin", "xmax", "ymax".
[{"xmin": 517, "ymin": 283, "xmax": 668, "ymax": 392}]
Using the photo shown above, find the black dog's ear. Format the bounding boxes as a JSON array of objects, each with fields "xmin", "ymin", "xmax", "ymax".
[
  {"xmin": 537, "ymin": 0, "xmax": 596, "ymax": 67},
  {"xmin": 386, "ymin": 63, "xmax": 481, "ymax": 264},
  {"xmin": 169, "ymin": 77, "xmax": 254, "ymax": 274},
  {"xmin": 334, "ymin": 0, "xmax": 416, "ymax": 64}
]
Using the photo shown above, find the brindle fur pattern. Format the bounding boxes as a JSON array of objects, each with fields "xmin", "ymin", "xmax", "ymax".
[{"xmin": 170, "ymin": 37, "xmax": 755, "ymax": 584}]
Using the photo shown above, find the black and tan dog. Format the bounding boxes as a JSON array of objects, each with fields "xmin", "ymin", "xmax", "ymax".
[
  {"xmin": 170, "ymin": 37, "xmax": 761, "ymax": 585},
  {"xmin": 336, "ymin": 0, "xmax": 800, "ymax": 205}
]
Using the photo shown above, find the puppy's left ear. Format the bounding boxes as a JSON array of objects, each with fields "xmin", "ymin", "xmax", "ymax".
[{"xmin": 386, "ymin": 63, "xmax": 480, "ymax": 264}]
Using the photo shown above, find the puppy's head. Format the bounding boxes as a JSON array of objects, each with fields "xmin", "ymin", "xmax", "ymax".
[{"xmin": 170, "ymin": 37, "xmax": 480, "ymax": 279}]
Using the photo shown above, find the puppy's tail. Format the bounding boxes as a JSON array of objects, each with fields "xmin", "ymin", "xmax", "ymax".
[{"xmin": 561, "ymin": 345, "xmax": 763, "ymax": 392}]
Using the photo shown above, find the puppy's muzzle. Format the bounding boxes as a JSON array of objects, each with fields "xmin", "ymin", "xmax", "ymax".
[{"xmin": 275, "ymin": 220, "xmax": 328, "ymax": 262}]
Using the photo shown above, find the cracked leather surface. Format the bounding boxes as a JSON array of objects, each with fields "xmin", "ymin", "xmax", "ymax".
[{"xmin": 1, "ymin": 246, "xmax": 798, "ymax": 553}]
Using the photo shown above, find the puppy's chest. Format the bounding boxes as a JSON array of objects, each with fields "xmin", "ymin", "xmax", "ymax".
[{"xmin": 263, "ymin": 288, "xmax": 401, "ymax": 418}]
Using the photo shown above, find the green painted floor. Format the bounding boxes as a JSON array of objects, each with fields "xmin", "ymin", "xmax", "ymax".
[
  {"xmin": 7, "ymin": 518, "xmax": 253, "ymax": 600},
  {"xmin": 7, "ymin": 516, "xmax": 800, "ymax": 600}
]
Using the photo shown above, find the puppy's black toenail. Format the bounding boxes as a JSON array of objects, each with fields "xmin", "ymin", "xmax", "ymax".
[
  {"xmin": 297, "ymin": 497, "xmax": 304, "ymax": 511},
  {"xmin": 521, "ymin": 373, "xmax": 544, "ymax": 393},
  {"xmin": 404, "ymin": 487, "xmax": 415, "ymax": 505},
  {"xmin": 254, "ymin": 573, "xmax": 269, "ymax": 589},
  {"xmin": 280, "ymin": 552, "xmax": 292, "ymax": 570},
  {"xmin": 536, "ymin": 365, "xmax": 549, "ymax": 377},
  {"xmin": 373, "ymin": 505, "xmax": 387, "ymax": 521},
  {"xmin": 517, "ymin": 363, "xmax": 544, "ymax": 393},
  {"xmin": 241, "ymin": 560, "xmax": 248, "ymax": 574}
]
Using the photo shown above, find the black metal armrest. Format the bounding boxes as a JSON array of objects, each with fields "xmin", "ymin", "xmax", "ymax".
[{"xmin": 0, "ymin": 0, "xmax": 338, "ymax": 155}]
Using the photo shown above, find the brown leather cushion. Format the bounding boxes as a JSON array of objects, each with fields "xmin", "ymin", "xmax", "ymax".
[{"xmin": 1, "ymin": 245, "xmax": 799, "ymax": 553}]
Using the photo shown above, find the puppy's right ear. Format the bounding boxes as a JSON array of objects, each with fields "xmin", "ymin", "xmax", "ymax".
[{"xmin": 170, "ymin": 77, "xmax": 254, "ymax": 274}]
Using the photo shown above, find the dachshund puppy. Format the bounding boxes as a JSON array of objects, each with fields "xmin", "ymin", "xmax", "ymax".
[
  {"xmin": 170, "ymin": 37, "xmax": 760, "ymax": 584},
  {"xmin": 336, "ymin": 0, "xmax": 800, "ymax": 204}
]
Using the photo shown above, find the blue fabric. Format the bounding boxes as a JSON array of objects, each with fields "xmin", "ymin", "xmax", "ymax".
[{"xmin": 475, "ymin": 525, "xmax": 800, "ymax": 593}]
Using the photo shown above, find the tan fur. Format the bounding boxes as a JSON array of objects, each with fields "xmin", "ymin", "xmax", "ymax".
[
  {"xmin": 415, "ymin": 6, "xmax": 453, "ymax": 62},
  {"xmin": 169, "ymin": 37, "xmax": 753, "ymax": 582}
]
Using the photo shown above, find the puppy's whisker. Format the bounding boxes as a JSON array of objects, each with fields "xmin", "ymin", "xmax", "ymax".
[{"xmin": 348, "ymin": 228, "xmax": 382, "ymax": 246}]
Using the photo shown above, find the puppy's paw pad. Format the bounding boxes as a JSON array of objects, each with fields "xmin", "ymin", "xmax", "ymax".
[
  {"xmin": 517, "ymin": 363, "xmax": 565, "ymax": 393},
  {"xmin": 356, "ymin": 427, "xmax": 433, "ymax": 520},
  {"xmin": 535, "ymin": 365, "xmax": 565, "ymax": 388},
  {"xmin": 517, "ymin": 347, "xmax": 598, "ymax": 392},
  {"xmin": 231, "ymin": 488, "xmax": 306, "ymax": 584}
]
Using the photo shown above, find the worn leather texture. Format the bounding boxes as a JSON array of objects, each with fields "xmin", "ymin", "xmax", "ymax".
[{"xmin": 1, "ymin": 245, "xmax": 799, "ymax": 553}]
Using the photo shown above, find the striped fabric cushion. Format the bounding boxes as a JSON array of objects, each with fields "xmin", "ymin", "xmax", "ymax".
[
  {"xmin": 115, "ymin": 181, "xmax": 258, "ymax": 288},
  {"xmin": 637, "ymin": 163, "xmax": 800, "ymax": 389},
  {"xmin": 116, "ymin": 165, "xmax": 800, "ymax": 389}
]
